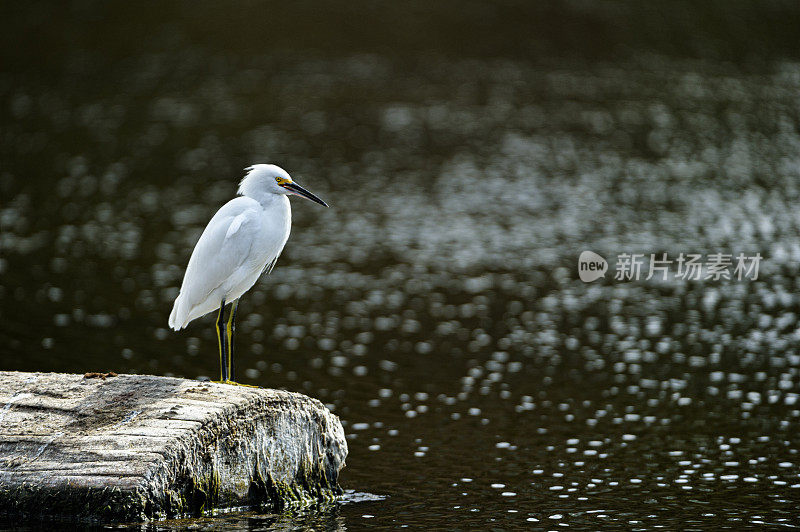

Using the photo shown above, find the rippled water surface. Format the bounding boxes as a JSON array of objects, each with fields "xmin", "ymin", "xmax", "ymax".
[{"xmin": 3, "ymin": 3, "xmax": 800, "ymax": 529}]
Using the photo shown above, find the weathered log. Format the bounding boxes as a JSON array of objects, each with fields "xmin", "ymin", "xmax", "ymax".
[{"xmin": 0, "ymin": 371, "xmax": 347, "ymax": 521}]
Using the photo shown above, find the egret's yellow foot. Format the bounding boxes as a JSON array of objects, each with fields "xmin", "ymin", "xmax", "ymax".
[
  {"xmin": 229, "ymin": 381, "xmax": 259, "ymax": 388},
  {"xmin": 212, "ymin": 379, "xmax": 258, "ymax": 388}
]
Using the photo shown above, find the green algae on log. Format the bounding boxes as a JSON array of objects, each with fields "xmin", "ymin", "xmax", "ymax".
[{"xmin": 0, "ymin": 371, "xmax": 347, "ymax": 521}]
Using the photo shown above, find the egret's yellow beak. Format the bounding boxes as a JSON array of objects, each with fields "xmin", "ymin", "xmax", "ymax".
[{"xmin": 281, "ymin": 182, "xmax": 329, "ymax": 207}]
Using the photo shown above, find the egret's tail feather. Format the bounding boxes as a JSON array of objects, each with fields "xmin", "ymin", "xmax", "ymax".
[{"xmin": 168, "ymin": 294, "xmax": 189, "ymax": 331}]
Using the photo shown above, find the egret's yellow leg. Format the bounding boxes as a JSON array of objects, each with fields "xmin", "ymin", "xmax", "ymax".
[
  {"xmin": 215, "ymin": 298, "xmax": 228, "ymax": 382},
  {"xmin": 226, "ymin": 300, "xmax": 238, "ymax": 382}
]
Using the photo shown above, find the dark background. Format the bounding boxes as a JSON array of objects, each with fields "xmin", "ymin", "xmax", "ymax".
[{"xmin": 4, "ymin": 1, "xmax": 800, "ymax": 63}]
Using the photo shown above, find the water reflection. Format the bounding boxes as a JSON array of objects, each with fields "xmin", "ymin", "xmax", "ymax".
[{"xmin": 3, "ymin": 4, "xmax": 800, "ymax": 529}]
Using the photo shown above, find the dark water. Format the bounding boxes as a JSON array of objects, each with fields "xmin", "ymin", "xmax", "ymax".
[{"xmin": 3, "ymin": 2, "xmax": 800, "ymax": 529}]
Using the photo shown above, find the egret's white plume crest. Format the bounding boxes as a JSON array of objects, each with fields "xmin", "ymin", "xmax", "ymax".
[{"xmin": 237, "ymin": 164, "xmax": 293, "ymax": 201}]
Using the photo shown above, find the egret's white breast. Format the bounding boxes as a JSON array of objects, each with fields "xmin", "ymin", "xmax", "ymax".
[{"xmin": 224, "ymin": 195, "xmax": 291, "ymax": 300}]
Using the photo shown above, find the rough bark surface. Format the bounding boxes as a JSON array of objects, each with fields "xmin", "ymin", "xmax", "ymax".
[{"xmin": 0, "ymin": 371, "xmax": 347, "ymax": 521}]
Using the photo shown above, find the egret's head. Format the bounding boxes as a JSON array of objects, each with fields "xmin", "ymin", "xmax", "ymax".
[{"xmin": 238, "ymin": 164, "xmax": 328, "ymax": 207}]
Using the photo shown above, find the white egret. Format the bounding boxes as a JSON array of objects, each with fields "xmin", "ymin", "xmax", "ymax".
[{"xmin": 168, "ymin": 164, "xmax": 328, "ymax": 383}]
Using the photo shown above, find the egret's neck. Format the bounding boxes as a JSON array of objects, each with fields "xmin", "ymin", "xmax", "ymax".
[
  {"xmin": 244, "ymin": 191, "xmax": 288, "ymax": 210},
  {"xmin": 246, "ymin": 193, "xmax": 291, "ymax": 229}
]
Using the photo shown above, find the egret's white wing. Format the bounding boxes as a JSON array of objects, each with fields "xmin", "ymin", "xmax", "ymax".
[{"xmin": 169, "ymin": 197, "xmax": 266, "ymax": 329}]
